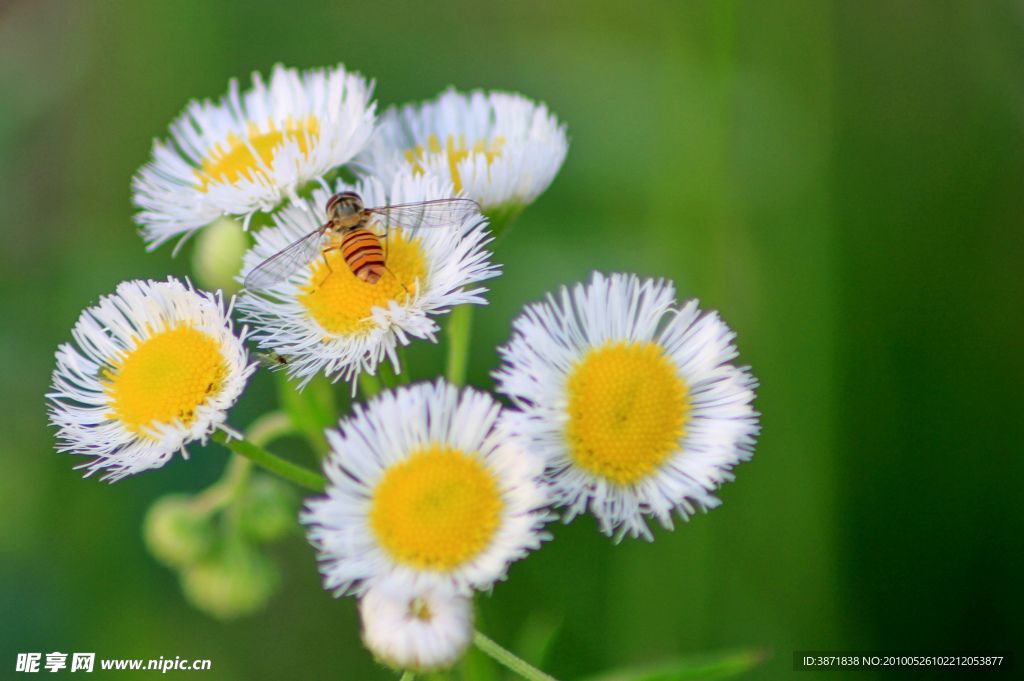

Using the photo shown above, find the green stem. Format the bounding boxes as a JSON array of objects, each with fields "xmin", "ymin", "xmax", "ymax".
[
  {"xmin": 192, "ymin": 454, "xmax": 251, "ymax": 515},
  {"xmin": 446, "ymin": 305, "xmax": 473, "ymax": 386},
  {"xmin": 194, "ymin": 412, "xmax": 293, "ymax": 513},
  {"xmin": 472, "ymin": 631, "xmax": 560, "ymax": 681},
  {"xmin": 246, "ymin": 410, "xmax": 295, "ymax": 448},
  {"xmin": 212, "ymin": 430, "xmax": 326, "ymax": 492},
  {"xmin": 398, "ymin": 673, "xmax": 414, "ymax": 681}
]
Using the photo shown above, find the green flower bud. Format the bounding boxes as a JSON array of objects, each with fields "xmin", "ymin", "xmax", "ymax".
[
  {"xmin": 239, "ymin": 474, "xmax": 297, "ymax": 543},
  {"xmin": 143, "ymin": 494, "xmax": 215, "ymax": 568},
  {"xmin": 180, "ymin": 540, "xmax": 278, "ymax": 620},
  {"xmin": 191, "ymin": 216, "xmax": 249, "ymax": 295}
]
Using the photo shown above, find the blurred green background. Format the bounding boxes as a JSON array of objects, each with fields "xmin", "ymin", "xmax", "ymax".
[{"xmin": 2, "ymin": 0, "xmax": 1022, "ymax": 678}]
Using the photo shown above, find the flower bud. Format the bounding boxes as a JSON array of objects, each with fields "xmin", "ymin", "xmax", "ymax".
[
  {"xmin": 180, "ymin": 541, "xmax": 278, "ymax": 620},
  {"xmin": 191, "ymin": 216, "xmax": 249, "ymax": 295},
  {"xmin": 360, "ymin": 578, "xmax": 473, "ymax": 673},
  {"xmin": 143, "ymin": 494, "xmax": 215, "ymax": 568},
  {"xmin": 239, "ymin": 474, "xmax": 296, "ymax": 543}
]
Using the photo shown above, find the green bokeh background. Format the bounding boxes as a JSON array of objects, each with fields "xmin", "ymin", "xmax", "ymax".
[{"xmin": 2, "ymin": 1, "xmax": 1022, "ymax": 679}]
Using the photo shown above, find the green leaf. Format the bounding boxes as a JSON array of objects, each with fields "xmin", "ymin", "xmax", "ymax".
[
  {"xmin": 513, "ymin": 611, "xmax": 563, "ymax": 669},
  {"xmin": 578, "ymin": 649, "xmax": 769, "ymax": 681}
]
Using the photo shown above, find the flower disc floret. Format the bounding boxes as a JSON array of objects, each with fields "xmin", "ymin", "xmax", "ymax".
[
  {"xmin": 102, "ymin": 325, "xmax": 229, "ymax": 433},
  {"xmin": 566, "ymin": 340, "xmax": 691, "ymax": 485},
  {"xmin": 369, "ymin": 444, "xmax": 504, "ymax": 570}
]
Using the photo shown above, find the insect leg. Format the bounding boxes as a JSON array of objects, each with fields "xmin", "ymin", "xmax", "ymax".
[
  {"xmin": 318, "ymin": 244, "xmax": 340, "ymax": 288},
  {"xmin": 378, "ymin": 228, "xmax": 409, "ymax": 296}
]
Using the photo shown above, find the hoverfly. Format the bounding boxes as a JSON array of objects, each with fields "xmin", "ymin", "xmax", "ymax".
[{"xmin": 243, "ymin": 192, "xmax": 483, "ymax": 290}]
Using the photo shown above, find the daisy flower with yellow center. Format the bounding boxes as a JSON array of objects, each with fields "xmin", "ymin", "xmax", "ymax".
[
  {"xmin": 359, "ymin": 576, "xmax": 473, "ymax": 673},
  {"xmin": 494, "ymin": 272, "xmax": 760, "ymax": 541},
  {"xmin": 236, "ymin": 172, "xmax": 499, "ymax": 388},
  {"xmin": 48, "ymin": 278, "xmax": 255, "ymax": 482},
  {"xmin": 133, "ymin": 63, "xmax": 376, "ymax": 250},
  {"xmin": 302, "ymin": 380, "xmax": 550, "ymax": 596},
  {"xmin": 356, "ymin": 88, "xmax": 567, "ymax": 231}
]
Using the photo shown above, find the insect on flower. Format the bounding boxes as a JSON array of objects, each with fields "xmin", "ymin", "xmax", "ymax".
[{"xmin": 243, "ymin": 192, "xmax": 482, "ymax": 290}]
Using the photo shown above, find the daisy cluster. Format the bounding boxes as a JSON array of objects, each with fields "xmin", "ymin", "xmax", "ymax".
[{"xmin": 47, "ymin": 62, "xmax": 759, "ymax": 675}]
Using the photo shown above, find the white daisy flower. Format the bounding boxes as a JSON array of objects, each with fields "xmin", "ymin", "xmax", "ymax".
[
  {"xmin": 236, "ymin": 172, "xmax": 499, "ymax": 388},
  {"xmin": 48, "ymin": 278, "xmax": 255, "ymax": 482},
  {"xmin": 133, "ymin": 63, "xmax": 376, "ymax": 250},
  {"xmin": 494, "ymin": 272, "xmax": 760, "ymax": 541},
  {"xmin": 302, "ymin": 381, "xmax": 550, "ymax": 597},
  {"xmin": 357, "ymin": 88, "xmax": 568, "ymax": 231},
  {"xmin": 360, "ymin": 576, "xmax": 473, "ymax": 673}
]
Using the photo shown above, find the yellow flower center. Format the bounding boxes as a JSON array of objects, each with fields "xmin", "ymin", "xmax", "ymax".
[
  {"xmin": 296, "ymin": 229, "xmax": 427, "ymax": 336},
  {"xmin": 102, "ymin": 325, "xmax": 228, "ymax": 435},
  {"xmin": 369, "ymin": 443, "xmax": 504, "ymax": 571},
  {"xmin": 566, "ymin": 341, "xmax": 690, "ymax": 485},
  {"xmin": 194, "ymin": 115, "xmax": 320, "ymax": 191},
  {"xmin": 405, "ymin": 133, "xmax": 504, "ymax": 194}
]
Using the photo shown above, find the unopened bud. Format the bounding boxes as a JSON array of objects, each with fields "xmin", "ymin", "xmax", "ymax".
[
  {"xmin": 180, "ymin": 540, "xmax": 278, "ymax": 620},
  {"xmin": 239, "ymin": 474, "xmax": 297, "ymax": 543},
  {"xmin": 360, "ymin": 578, "xmax": 473, "ymax": 673},
  {"xmin": 191, "ymin": 216, "xmax": 249, "ymax": 295},
  {"xmin": 143, "ymin": 494, "xmax": 215, "ymax": 568}
]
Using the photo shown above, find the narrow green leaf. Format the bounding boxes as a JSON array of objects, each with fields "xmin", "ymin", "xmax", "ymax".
[
  {"xmin": 513, "ymin": 611, "xmax": 563, "ymax": 669},
  {"xmin": 578, "ymin": 649, "xmax": 769, "ymax": 681}
]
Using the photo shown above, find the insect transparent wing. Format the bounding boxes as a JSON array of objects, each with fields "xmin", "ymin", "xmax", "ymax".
[
  {"xmin": 366, "ymin": 199, "xmax": 483, "ymax": 231},
  {"xmin": 244, "ymin": 228, "xmax": 329, "ymax": 290}
]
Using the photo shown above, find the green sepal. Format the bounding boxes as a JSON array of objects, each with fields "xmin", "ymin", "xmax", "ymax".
[{"xmin": 483, "ymin": 202, "xmax": 525, "ymax": 241}]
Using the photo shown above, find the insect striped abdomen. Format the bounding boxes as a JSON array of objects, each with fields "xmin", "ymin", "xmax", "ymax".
[{"xmin": 341, "ymin": 228, "xmax": 386, "ymax": 284}]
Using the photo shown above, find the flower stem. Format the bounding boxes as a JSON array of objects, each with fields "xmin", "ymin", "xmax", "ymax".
[
  {"xmin": 212, "ymin": 429, "xmax": 326, "ymax": 492},
  {"xmin": 446, "ymin": 305, "xmax": 473, "ymax": 386},
  {"xmin": 245, "ymin": 410, "xmax": 295, "ymax": 448},
  {"xmin": 472, "ymin": 631, "xmax": 560, "ymax": 681},
  {"xmin": 192, "ymin": 453, "xmax": 251, "ymax": 515},
  {"xmin": 398, "ymin": 673, "xmax": 414, "ymax": 681}
]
